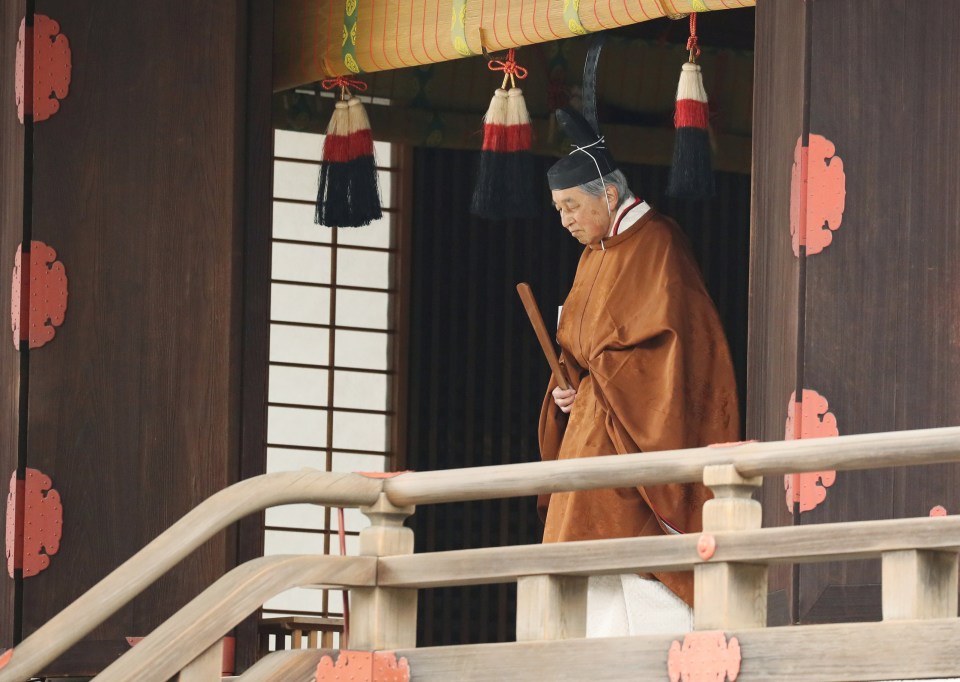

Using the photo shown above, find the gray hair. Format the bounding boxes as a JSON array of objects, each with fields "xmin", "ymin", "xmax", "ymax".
[{"xmin": 578, "ymin": 170, "xmax": 631, "ymax": 208}]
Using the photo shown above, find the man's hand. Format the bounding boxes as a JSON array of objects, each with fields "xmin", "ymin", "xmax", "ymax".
[{"xmin": 552, "ymin": 386, "xmax": 577, "ymax": 414}]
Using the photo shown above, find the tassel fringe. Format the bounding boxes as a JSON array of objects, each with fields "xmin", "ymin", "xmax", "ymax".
[
  {"xmin": 668, "ymin": 61, "xmax": 715, "ymax": 200},
  {"xmin": 471, "ymin": 88, "xmax": 538, "ymax": 220},
  {"xmin": 315, "ymin": 97, "xmax": 383, "ymax": 228}
]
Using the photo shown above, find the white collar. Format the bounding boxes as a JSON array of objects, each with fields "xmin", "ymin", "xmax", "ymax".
[{"xmin": 606, "ymin": 196, "xmax": 651, "ymax": 238}]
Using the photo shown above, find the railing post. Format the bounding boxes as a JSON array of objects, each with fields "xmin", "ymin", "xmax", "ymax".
[
  {"xmin": 882, "ymin": 549, "xmax": 959, "ymax": 620},
  {"xmin": 350, "ymin": 493, "xmax": 417, "ymax": 650},
  {"xmin": 515, "ymin": 575, "xmax": 587, "ymax": 641},
  {"xmin": 694, "ymin": 464, "xmax": 766, "ymax": 630}
]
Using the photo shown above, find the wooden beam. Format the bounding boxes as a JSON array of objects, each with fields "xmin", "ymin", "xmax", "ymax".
[
  {"xmin": 383, "ymin": 426, "xmax": 960, "ymax": 506},
  {"xmin": 392, "ymin": 618, "xmax": 960, "ymax": 681},
  {"xmin": 378, "ymin": 515, "xmax": 960, "ymax": 588}
]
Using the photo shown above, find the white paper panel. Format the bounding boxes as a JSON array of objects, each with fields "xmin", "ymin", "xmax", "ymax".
[
  {"xmin": 334, "ymin": 329, "xmax": 389, "ymax": 370},
  {"xmin": 270, "ymin": 366, "xmax": 329, "ymax": 407},
  {"xmin": 336, "ymin": 248, "xmax": 391, "ymax": 289},
  {"xmin": 273, "ymin": 201, "xmax": 330, "ymax": 243},
  {"xmin": 271, "ymin": 283, "xmax": 330, "ymax": 325},
  {"xmin": 333, "ymin": 371, "xmax": 388, "ymax": 411},
  {"xmin": 267, "ymin": 406, "xmax": 327, "ymax": 447},
  {"xmin": 270, "ymin": 324, "xmax": 329, "ymax": 366}
]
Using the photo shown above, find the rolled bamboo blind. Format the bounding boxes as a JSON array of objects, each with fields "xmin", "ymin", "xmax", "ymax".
[{"xmin": 274, "ymin": 0, "xmax": 756, "ymax": 90}]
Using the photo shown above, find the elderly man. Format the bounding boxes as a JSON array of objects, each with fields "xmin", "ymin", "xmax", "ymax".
[{"xmin": 538, "ymin": 109, "xmax": 739, "ymax": 637}]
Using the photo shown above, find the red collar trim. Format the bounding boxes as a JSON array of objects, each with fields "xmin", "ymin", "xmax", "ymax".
[{"xmin": 611, "ymin": 197, "xmax": 644, "ymax": 237}]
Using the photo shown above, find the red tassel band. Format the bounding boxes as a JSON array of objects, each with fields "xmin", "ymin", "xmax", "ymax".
[
  {"xmin": 674, "ymin": 99, "xmax": 709, "ymax": 130},
  {"xmin": 322, "ymin": 129, "xmax": 374, "ymax": 163},
  {"xmin": 481, "ymin": 124, "xmax": 532, "ymax": 152}
]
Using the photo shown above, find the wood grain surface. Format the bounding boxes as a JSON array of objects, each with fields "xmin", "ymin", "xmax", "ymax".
[
  {"xmin": 749, "ymin": 0, "xmax": 807, "ymax": 626},
  {"xmin": 15, "ymin": 0, "xmax": 273, "ymax": 673},
  {"xmin": 0, "ymin": 0, "xmax": 26, "ymax": 654}
]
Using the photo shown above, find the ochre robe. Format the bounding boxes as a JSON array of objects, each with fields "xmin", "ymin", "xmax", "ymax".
[{"xmin": 538, "ymin": 209, "xmax": 739, "ymax": 607}]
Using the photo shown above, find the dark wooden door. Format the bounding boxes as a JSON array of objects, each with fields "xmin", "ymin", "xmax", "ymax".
[
  {"xmin": 0, "ymin": 0, "xmax": 273, "ymax": 674},
  {"xmin": 751, "ymin": 0, "xmax": 960, "ymax": 625}
]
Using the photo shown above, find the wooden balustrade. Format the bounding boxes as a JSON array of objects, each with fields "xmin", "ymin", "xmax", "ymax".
[
  {"xmin": 0, "ymin": 470, "xmax": 382, "ymax": 682},
  {"xmin": 2, "ymin": 426, "xmax": 960, "ymax": 681}
]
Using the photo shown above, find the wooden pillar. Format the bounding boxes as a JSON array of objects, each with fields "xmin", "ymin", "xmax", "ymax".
[
  {"xmin": 515, "ymin": 575, "xmax": 587, "ymax": 642},
  {"xmin": 882, "ymin": 550, "xmax": 959, "ymax": 621},
  {"xmin": 695, "ymin": 465, "xmax": 766, "ymax": 630},
  {"xmin": 751, "ymin": 0, "xmax": 960, "ymax": 625},
  {"xmin": 350, "ymin": 494, "xmax": 417, "ymax": 650}
]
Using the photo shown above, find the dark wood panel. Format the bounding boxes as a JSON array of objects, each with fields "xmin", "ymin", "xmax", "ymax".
[
  {"xmin": 23, "ymin": 0, "xmax": 249, "ymax": 671},
  {"xmin": 797, "ymin": 0, "xmax": 960, "ymax": 624},
  {"xmin": 749, "ymin": 0, "xmax": 807, "ymax": 625},
  {"xmin": 0, "ymin": 0, "xmax": 26, "ymax": 652},
  {"xmin": 889, "ymin": 5, "xmax": 960, "ymax": 522},
  {"xmin": 235, "ymin": 0, "xmax": 275, "ymax": 672}
]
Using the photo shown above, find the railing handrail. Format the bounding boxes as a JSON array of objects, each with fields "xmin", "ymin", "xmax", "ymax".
[
  {"xmin": 236, "ymin": 648, "xmax": 328, "ymax": 681},
  {"xmin": 3, "ymin": 424, "xmax": 960, "ymax": 680},
  {"xmin": 0, "ymin": 471, "xmax": 383, "ymax": 682},
  {"xmin": 95, "ymin": 555, "xmax": 375, "ymax": 682},
  {"xmin": 382, "ymin": 425, "xmax": 960, "ymax": 505}
]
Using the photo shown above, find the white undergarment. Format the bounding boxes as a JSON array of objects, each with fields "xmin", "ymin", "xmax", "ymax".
[{"xmin": 586, "ymin": 574, "xmax": 692, "ymax": 638}]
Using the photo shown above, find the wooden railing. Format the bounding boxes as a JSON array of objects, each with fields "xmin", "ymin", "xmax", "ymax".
[{"xmin": 3, "ymin": 426, "xmax": 960, "ymax": 681}]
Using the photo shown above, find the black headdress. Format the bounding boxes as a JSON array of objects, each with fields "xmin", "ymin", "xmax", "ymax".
[{"xmin": 547, "ymin": 34, "xmax": 618, "ymax": 191}]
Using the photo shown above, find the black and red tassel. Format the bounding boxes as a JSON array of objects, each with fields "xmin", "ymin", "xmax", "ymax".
[
  {"xmin": 315, "ymin": 76, "xmax": 382, "ymax": 228},
  {"xmin": 667, "ymin": 13, "xmax": 715, "ymax": 200},
  {"xmin": 470, "ymin": 49, "xmax": 538, "ymax": 221}
]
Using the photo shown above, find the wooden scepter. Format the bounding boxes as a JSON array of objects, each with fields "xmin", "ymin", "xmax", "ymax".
[{"xmin": 516, "ymin": 282, "xmax": 578, "ymax": 391}]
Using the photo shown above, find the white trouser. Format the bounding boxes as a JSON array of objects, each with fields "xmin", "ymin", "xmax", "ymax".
[{"xmin": 586, "ymin": 574, "xmax": 692, "ymax": 638}]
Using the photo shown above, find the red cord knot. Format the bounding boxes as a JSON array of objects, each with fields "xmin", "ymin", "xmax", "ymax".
[
  {"xmin": 687, "ymin": 13, "xmax": 701, "ymax": 61},
  {"xmin": 320, "ymin": 75, "xmax": 368, "ymax": 92},
  {"xmin": 487, "ymin": 48, "xmax": 528, "ymax": 80}
]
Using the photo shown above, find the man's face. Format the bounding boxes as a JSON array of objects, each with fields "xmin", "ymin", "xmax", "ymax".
[{"xmin": 551, "ymin": 187, "xmax": 611, "ymax": 245}]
